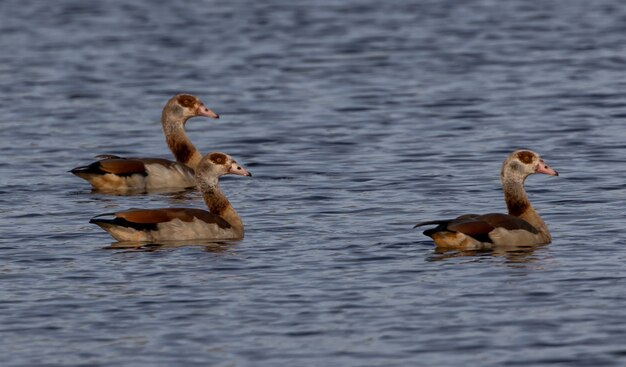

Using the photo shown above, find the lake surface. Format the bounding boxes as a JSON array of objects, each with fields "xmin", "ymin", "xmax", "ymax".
[{"xmin": 1, "ymin": 0, "xmax": 626, "ymax": 365}]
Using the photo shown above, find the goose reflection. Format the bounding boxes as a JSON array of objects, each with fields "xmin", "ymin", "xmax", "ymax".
[
  {"xmin": 103, "ymin": 239, "xmax": 239, "ymax": 253},
  {"xmin": 426, "ymin": 243, "xmax": 549, "ymax": 265}
]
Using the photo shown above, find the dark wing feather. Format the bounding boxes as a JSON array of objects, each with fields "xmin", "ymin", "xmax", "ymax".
[
  {"xmin": 415, "ymin": 213, "xmax": 538, "ymax": 244},
  {"xmin": 90, "ymin": 212, "xmax": 158, "ymax": 231},
  {"xmin": 445, "ymin": 216, "xmax": 494, "ymax": 243},
  {"xmin": 71, "ymin": 158, "xmax": 147, "ymax": 177},
  {"xmin": 477, "ymin": 213, "xmax": 538, "ymax": 234},
  {"xmin": 97, "ymin": 159, "xmax": 147, "ymax": 175},
  {"xmin": 448, "ymin": 220, "xmax": 495, "ymax": 236},
  {"xmin": 114, "ymin": 208, "xmax": 231, "ymax": 229}
]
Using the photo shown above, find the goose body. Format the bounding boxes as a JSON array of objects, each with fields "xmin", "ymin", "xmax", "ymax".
[
  {"xmin": 415, "ymin": 150, "xmax": 559, "ymax": 250},
  {"xmin": 90, "ymin": 152, "xmax": 251, "ymax": 242},
  {"xmin": 72, "ymin": 157, "xmax": 196, "ymax": 191},
  {"xmin": 71, "ymin": 94, "xmax": 219, "ymax": 191}
]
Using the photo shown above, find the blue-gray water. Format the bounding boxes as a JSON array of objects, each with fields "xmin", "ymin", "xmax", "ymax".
[{"xmin": 1, "ymin": 0, "xmax": 626, "ymax": 366}]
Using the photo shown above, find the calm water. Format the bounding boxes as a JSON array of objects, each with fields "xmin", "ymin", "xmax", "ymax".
[{"xmin": 1, "ymin": 0, "xmax": 626, "ymax": 365}]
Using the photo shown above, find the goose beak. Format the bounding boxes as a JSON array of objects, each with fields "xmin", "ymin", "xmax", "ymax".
[
  {"xmin": 196, "ymin": 105, "xmax": 219, "ymax": 119},
  {"xmin": 229, "ymin": 163, "xmax": 252, "ymax": 177},
  {"xmin": 536, "ymin": 160, "xmax": 559, "ymax": 176}
]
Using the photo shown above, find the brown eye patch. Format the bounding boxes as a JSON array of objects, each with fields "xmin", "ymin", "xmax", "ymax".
[
  {"xmin": 516, "ymin": 150, "xmax": 535, "ymax": 164},
  {"xmin": 177, "ymin": 94, "xmax": 197, "ymax": 108},
  {"xmin": 209, "ymin": 152, "xmax": 227, "ymax": 165}
]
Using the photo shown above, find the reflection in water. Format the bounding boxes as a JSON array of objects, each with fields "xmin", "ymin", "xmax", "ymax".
[
  {"xmin": 163, "ymin": 188, "xmax": 200, "ymax": 205},
  {"xmin": 427, "ymin": 243, "xmax": 548, "ymax": 265},
  {"xmin": 104, "ymin": 239, "xmax": 239, "ymax": 253}
]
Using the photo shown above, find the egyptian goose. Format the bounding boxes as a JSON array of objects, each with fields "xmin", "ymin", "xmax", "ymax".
[
  {"xmin": 414, "ymin": 150, "xmax": 559, "ymax": 250},
  {"xmin": 71, "ymin": 94, "xmax": 219, "ymax": 190},
  {"xmin": 90, "ymin": 152, "xmax": 251, "ymax": 242}
]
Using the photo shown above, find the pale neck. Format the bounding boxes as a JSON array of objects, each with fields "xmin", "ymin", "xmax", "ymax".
[
  {"xmin": 198, "ymin": 178, "xmax": 244, "ymax": 236},
  {"xmin": 162, "ymin": 114, "xmax": 202, "ymax": 169},
  {"xmin": 502, "ymin": 177, "xmax": 551, "ymax": 242}
]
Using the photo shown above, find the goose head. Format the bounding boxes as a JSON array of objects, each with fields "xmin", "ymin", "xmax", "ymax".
[
  {"xmin": 163, "ymin": 94, "xmax": 219, "ymax": 124},
  {"xmin": 501, "ymin": 149, "xmax": 558, "ymax": 185},
  {"xmin": 196, "ymin": 152, "xmax": 252, "ymax": 182}
]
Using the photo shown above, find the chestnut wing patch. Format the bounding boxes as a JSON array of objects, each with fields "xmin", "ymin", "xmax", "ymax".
[
  {"xmin": 477, "ymin": 213, "xmax": 538, "ymax": 233},
  {"xmin": 448, "ymin": 219, "xmax": 495, "ymax": 237},
  {"xmin": 447, "ymin": 213, "xmax": 538, "ymax": 242},
  {"xmin": 71, "ymin": 158, "xmax": 147, "ymax": 176},
  {"xmin": 98, "ymin": 159, "xmax": 147, "ymax": 175},
  {"xmin": 72, "ymin": 157, "xmax": 182, "ymax": 177},
  {"xmin": 116, "ymin": 208, "xmax": 232, "ymax": 230},
  {"xmin": 445, "ymin": 216, "xmax": 495, "ymax": 243},
  {"xmin": 116, "ymin": 209, "xmax": 174, "ymax": 223},
  {"xmin": 418, "ymin": 213, "xmax": 538, "ymax": 244}
]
